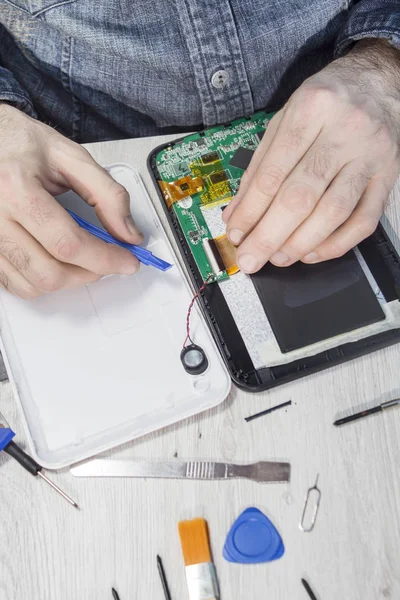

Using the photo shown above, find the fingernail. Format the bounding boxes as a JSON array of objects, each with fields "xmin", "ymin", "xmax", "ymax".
[
  {"xmin": 271, "ymin": 251, "xmax": 289, "ymax": 265},
  {"xmin": 303, "ymin": 252, "xmax": 319, "ymax": 263},
  {"xmin": 119, "ymin": 261, "xmax": 138, "ymax": 275},
  {"xmin": 229, "ymin": 228, "xmax": 244, "ymax": 245},
  {"xmin": 125, "ymin": 215, "xmax": 142, "ymax": 238},
  {"xmin": 238, "ymin": 254, "xmax": 259, "ymax": 273}
]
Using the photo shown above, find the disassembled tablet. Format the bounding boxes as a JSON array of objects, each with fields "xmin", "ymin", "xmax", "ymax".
[
  {"xmin": 154, "ymin": 114, "xmax": 269, "ymax": 283},
  {"xmin": 148, "ymin": 111, "xmax": 400, "ymax": 392}
]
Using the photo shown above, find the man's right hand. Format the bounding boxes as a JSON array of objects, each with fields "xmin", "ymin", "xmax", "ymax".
[{"xmin": 0, "ymin": 104, "xmax": 142, "ymax": 299}]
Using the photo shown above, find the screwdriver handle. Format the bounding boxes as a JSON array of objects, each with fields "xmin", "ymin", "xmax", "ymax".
[{"xmin": 3, "ymin": 441, "xmax": 41, "ymax": 475}]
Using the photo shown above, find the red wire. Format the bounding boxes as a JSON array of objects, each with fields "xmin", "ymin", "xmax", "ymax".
[{"xmin": 183, "ymin": 275, "xmax": 212, "ymax": 348}]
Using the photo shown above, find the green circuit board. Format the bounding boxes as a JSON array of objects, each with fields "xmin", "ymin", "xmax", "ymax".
[{"xmin": 155, "ymin": 110, "xmax": 274, "ymax": 283}]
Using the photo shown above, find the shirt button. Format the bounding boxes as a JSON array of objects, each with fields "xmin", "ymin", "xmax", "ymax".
[{"xmin": 211, "ymin": 70, "xmax": 229, "ymax": 89}]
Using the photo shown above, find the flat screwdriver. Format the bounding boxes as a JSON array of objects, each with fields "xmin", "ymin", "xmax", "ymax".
[{"xmin": 0, "ymin": 420, "xmax": 79, "ymax": 509}]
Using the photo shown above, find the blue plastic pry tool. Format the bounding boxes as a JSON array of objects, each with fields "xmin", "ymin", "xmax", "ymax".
[
  {"xmin": 0, "ymin": 426, "xmax": 15, "ymax": 451},
  {"xmin": 223, "ymin": 507, "xmax": 284, "ymax": 564},
  {"xmin": 67, "ymin": 209, "xmax": 173, "ymax": 272}
]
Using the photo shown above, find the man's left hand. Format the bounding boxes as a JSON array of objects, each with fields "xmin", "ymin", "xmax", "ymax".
[{"xmin": 223, "ymin": 39, "xmax": 400, "ymax": 273}]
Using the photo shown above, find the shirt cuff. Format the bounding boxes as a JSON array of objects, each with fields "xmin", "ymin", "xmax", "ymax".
[
  {"xmin": 0, "ymin": 66, "xmax": 37, "ymax": 118},
  {"xmin": 335, "ymin": 0, "xmax": 400, "ymax": 56}
]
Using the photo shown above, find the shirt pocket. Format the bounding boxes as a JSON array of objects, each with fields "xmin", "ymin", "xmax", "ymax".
[{"xmin": 3, "ymin": 0, "xmax": 77, "ymax": 17}]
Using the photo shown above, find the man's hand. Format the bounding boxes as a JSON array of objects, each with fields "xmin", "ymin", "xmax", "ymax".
[
  {"xmin": 0, "ymin": 104, "xmax": 142, "ymax": 298},
  {"xmin": 223, "ymin": 39, "xmax": 400, "ymax": 273}
]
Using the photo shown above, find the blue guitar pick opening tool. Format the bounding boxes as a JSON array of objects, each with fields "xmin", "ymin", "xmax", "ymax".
[{"xmin": 223, "ymin": 507, "xmax": 284, "ymax": 564}]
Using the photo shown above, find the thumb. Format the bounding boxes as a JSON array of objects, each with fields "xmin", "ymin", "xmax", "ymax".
[{"xmin": 55, "ymin": 143, "xmax": 143, "ymax": 244}]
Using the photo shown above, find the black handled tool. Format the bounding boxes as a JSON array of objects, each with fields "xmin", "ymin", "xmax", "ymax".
[
  {"xmin": 302, "ymin": 578, "xmax": 319, "ymax": 600},
  {"xmin": 157, "ymin": 555, "xmax": 172, "ymax": 600},
  {"xmin": 333, "ymin": 398, "xmax": 400, "ymax": 426}
]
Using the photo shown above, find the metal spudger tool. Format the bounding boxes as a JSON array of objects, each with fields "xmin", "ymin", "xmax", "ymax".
[
  {"xmin": 299, "ymin": 475, "xmax": 321, "ymax": 532},
  {"xmin": 0, "ymin": 419, "xmax": 78, "ymax": 509},
  {"xmin": 333, "ymin": 398, "xmax": 400, "ymax": 426},
  {"xmin": 70, "ymin": 458, "xmax": 291, "ymax": 483},
  {"xmin": 67, "ymin": 209, "xmax": 172, "ymax": 272}
]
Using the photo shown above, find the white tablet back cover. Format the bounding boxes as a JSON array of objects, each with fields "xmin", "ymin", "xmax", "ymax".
[{"xmin": 0, "ymin": 164, "xmax": 230, "ymax": 469}]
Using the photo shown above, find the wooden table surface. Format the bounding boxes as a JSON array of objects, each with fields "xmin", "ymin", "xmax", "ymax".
[{"xmin": 1, "ymin": 134, "xmax": 400, "ymax": 600}]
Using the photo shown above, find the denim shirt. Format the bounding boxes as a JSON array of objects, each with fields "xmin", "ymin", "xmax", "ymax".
[{"xmin": 0, "ymin": 0, "xmax": 399, "ymax": 142}]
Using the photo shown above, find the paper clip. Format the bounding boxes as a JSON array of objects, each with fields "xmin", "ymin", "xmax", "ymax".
[{"xmin": 299, "ymin": 474, "xmax": 321, "ymax": 532}]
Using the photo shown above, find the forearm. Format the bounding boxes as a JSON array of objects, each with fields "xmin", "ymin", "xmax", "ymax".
[
  {"xmin": 350, "ymin": 37, "xmax": 400, "ymax": 77},
  {"xmin": 323, "ymin": 38, "xmax": 400, "ymax": 146}
]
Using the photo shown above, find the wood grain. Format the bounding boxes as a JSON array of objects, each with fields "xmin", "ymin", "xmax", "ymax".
[{"xmin": 0, "ymin": 135, "xmax": 400, "ymax": 600}]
